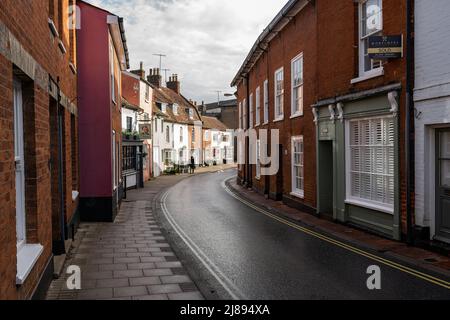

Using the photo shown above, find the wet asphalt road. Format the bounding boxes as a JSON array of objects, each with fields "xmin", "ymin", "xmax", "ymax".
[{"xmin": 162, "ymin": 169, "xmax": 450, "ymax": 300}]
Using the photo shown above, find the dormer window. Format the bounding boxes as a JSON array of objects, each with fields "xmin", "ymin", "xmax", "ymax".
[
  {"xmin": 189, "ymin": 109, "xmax": 194, "ymax": 120},
  {"xmin": 173, "ymin": 104, "xmax": 179, "ymax": 115},
  {"xmin": 161, "ymin": 103, "xmax": 167, "ymax": 113}
]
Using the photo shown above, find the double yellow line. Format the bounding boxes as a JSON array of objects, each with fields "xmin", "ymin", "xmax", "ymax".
[{"xmin": 223, "ymin": 182, "xmax": 450, "ymax": 290}]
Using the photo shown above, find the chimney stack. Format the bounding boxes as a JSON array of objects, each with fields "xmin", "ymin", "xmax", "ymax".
[
  {"xmin": 147, "ymin": 68, "xmax": 162, "ymax": 88},
  {"xmin": 131, "ymin": 61, "xmax": 146, "ymax": 79},
  {"xmin": 167, "ymin": 73, "xmax": 180, "ymax": 94}
]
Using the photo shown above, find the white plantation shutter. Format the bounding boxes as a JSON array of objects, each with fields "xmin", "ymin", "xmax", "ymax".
[{"xmin": 348, "ymin": 116, "xmax": 394, "ymax": 208}]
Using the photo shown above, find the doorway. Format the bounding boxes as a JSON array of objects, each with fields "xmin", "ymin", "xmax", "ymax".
[
  {"xmin": 436, "ymin": 129, "xmax": 450, "ymax": 243},
  {"xmin": 318, "ymin": 140, "xmax": 334, "ymax": 217}
]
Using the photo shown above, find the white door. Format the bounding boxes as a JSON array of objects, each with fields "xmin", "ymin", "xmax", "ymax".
[{"xmin": 14, "ymin": 79, "xmax": 26, "ymax": 249}]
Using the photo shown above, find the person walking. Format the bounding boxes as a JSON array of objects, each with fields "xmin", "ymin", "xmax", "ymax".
[{"xmin": 190, "ymin": 156, "xmax": 195, "ymax": 174}]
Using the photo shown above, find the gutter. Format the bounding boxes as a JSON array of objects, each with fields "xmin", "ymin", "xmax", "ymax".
[
  {"xmin": 405, "ymin": 0, "xmax": 415, "ymax": 245},
  {"xmin": 118, "ymin": 17, "xmax": 130, "ymax": 69}
]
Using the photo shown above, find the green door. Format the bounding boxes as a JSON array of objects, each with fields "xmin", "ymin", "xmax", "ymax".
[{"xmin": 436, "ymin": 129, "xmax": 450, "ymax": 242}]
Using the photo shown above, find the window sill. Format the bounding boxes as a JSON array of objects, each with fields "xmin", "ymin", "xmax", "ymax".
[
  {"xmin": 58, "ymin": 40, "xmax": 67, "ymax": 55},
  {"xmin": 345, "ymin": 198, "xmax": 394, "ymax": 215},
  {"xmin": 351, "ymin": 68, "xmax": 384, "ymax": 84},
  {"xmin": 290, "ymin": 191, "xmax": 304, "ymax": 199},
  {"xmin": 48, "ymin": 18, "xmax": 59, "ymax": 38},
  {"xmin": 16, "ymin": 244, "xmax": 44, "ymax": 285},
  {"xmin": 290, "ymin": 113, "xmax": 303, "ymax": 119},
  {"xmin": 262, "ymin": 121, "xmax": 269, "ymax": 126},
  {"xmin": 255, "ymin": 176, "xmax": 261, "ymax": 181},
  {"xmin": 273, "ymin": 117, "xmax": 284, "ymax": 123}
]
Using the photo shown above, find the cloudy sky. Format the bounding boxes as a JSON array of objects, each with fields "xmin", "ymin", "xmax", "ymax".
[{"xmin": 85, "ymin": 0, "xmax": 287, "ymax": 104}]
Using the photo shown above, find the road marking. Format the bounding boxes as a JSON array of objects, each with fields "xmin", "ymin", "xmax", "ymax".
[
  {"xmin": 160, "ymin": 190, "xmax": 248, "ymax": 300},
  {"xmin": 222, "ymin": 179, "xmax": 450, "ymax": 290}
]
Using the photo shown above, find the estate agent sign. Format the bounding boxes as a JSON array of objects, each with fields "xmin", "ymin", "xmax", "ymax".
[{"xmin": 368, "ymin": 35, "xmax": 403, "ymax": 59}]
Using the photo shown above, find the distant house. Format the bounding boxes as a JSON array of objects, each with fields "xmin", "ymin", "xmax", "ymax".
[
  {"xmin": 148, "ymin": 69, "xmax": 203, "ymax": 173},
  {"xmin": 121, "ymin": 66, "xmax": 153, "ymax": 188},
  {"xmin": 77, "ymin": 0, "xmax": 129, "ymax": 222},
  {"xmin": 202, "ymin": 116, "xmax": 233, "ymax": 165},
  {"xmin": 199, "ymin": 99, "xmax": 238, "ymax": 130}
]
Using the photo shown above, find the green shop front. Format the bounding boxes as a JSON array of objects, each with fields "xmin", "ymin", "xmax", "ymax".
[{"xmin": 313, "ymin": 84, "xmax": 402, "ymax": 240}]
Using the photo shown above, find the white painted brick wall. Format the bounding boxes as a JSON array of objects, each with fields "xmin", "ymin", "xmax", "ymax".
[{"xmin": 415, "ymin": 0, "xmax": 450, "ymax": 98}]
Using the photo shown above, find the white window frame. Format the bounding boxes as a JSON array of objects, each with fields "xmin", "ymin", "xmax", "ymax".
[
  {"xmin": 353, "ymin": 0, "xmax": 384, "ymax": 83},
  {"xmin": 112, "ymin": 130, "xmax": 117, "ymax": 190},
  {"xmin": 291, "ymin": 53, "xmax": 304, "ymax": 118},
  {"xmin": 256, "ymin": 139, "xmax": 261, "ymax": 180},
  {"xmin": 274, "ymin": 67, "xmax": 284, "ymax": 121},
  {"xmin": 249, "ymin": 93, "xmax": 254, "ymax": 128},
  {"xmin": 238, "ymin": 102, "xmax": 242, "ymax": 129},
  {"xmin": 255, "ymin": 87, "xmax": 261, "ymax": 126},
  {"xmin": 263, "ymin": 79, "xmax": 269, "ymax": 124},
  {"xmin": 291, "ymin": 136, "xmax": 304, "ymax": 198},
  {"xmin": 110, "ymin": 42, "xmax": 116, "ymax": 104},
  {"xmin": 345, "ymin": 115, "xmax": 395, "ymax": 214},
  {"xmin": 243, "ymin": 98, "xmax": 247, "ymax": 130}
]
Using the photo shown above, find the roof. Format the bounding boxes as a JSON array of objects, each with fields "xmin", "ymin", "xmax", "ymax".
[
  {"xmin": 151, "ymin": 86, "xmax": 202, "ymax": 125},
  {"xmin": 202, "ymin": 116, "xmax": 229, "ymax": 131},
  {"xmin": 231, "ymin": 0, "xmax": 311, "ymax": 87},
  {"xmin": 122, "ymin": 98, "xmax": 142, "ymax": 112},
  {"xmin": 204, "ymin": 99, "xmax": 238, "ymax": 110}
]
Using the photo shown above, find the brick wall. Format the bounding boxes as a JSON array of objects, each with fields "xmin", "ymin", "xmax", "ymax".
[
  {"xmin": 0, "ymin": 0, "xmax": 78, "ymax": 299},
  {"xmin": 237, "ymin": 2, "xmax": 317, "ymax": 210}
]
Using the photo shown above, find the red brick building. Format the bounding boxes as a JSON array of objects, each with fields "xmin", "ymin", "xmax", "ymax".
[
  {"xmin": 0, "ymin": 0, "xmax": 79, "ymax": 299},
  {"xmin": 233, "ymin": 0, "xmax": 409, "ymax": 240},
  {"xmin": 232, "ymin": 0, "xmax": 318, "ymax": 214}
]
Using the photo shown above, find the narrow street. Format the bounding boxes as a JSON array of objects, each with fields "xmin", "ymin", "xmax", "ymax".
[{"xmin": 160, "ymin": 169, "xmax": 450, "ymax": 300}]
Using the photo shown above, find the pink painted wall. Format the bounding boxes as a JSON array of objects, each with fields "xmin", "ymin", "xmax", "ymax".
[{"xmin": 77, "ymin": 2, "xmax": 113, "ymax": 198}]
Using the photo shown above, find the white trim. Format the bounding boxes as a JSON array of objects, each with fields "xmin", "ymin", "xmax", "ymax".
[
  {"xmin": 249, "ymin": 92, "xmax": 254, "ymax": 129},
  {"xmin": 351, "ymin": 67, "xmax": 384, "ymax": 84},
  {"xmin": 255, "ymin": 86, "xmax": 261, "ymax": 126},
  {"xmin": 58, "ymin": 40, "xmax": 67, "ymax": 54},
  {"xmin": 16, "ymin": 244, "xmax": 44, "ymax": 285},
  {"xmin": 263, "ymin": 79, "xmax": 269, "ymax": 124},
  {"xmin": 291, "ymin": 53, "xmax": 304, "ymax": 117},
  {"xmin": 291, "ymin": 136, "xmax": 304, "ymax": 197},
  {"xmin": 290, "ymin": 113, "xmax": 303, "ymax": 119},
  {"xmin": 290, "ymin": 191, "xmax": 305, "ymax": 199},
  {"xmin": 357, "ymin": 0, "xmax": 384, "ymax": 78},
  {"xmin": 273, "ymin": 117, "xmax": 284, "ymax": 123},
  {"xmin": 274, "ymin": 67, "xmax": 284, "ymax": 119},
  {"xmin": 345, "ymin": 115, "xmax": 395, "ymax": 214},
  {"xmin": 345, "ymin": 198, "xmax": 394, "ymax": 215}
]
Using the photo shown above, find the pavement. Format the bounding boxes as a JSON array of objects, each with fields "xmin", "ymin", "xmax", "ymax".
[
  {"xmin": 45, "ymin": 169, "xmax": 229, "ymax": 300},
  {"xmin": 160, "ymin": 169, "xmax": 450, "ymax": 299}
]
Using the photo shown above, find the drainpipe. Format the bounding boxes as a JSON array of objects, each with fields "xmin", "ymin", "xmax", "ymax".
[
  {"xmin": 405, "ymin": 0, "xmax": 414, "ymax": 245},
  {"xmin": 56, "ymin": 77, "xmax": 66, "ymax": 251},
  {"xmin": 246, "ymin": 75, "xmax": 252, "ymax": 188}
]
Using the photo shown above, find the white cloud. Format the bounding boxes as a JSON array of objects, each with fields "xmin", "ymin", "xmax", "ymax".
[{"xmin": 84, "ymin": 0, "xmax": 286, "ymax": 103}]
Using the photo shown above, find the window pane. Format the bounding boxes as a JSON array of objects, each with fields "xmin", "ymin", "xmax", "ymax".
[
  {"xmin": 362, "ymin": 0, "xmax": 382, "ymax": 37},
  {"xmin": 441, "ymin": 160, "xmax": 450, "ymax": 187},
  {"xmin": 440, "ymin": 131, "xmax": 450, "ymax": 158}
]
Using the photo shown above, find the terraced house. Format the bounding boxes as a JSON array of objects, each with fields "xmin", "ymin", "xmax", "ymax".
[
  {"xmin": 234, "ymin": 0, "xmax": 412, "ymax": 241},
  {"xmin": 0, "ymin": 0, "xmax": 79, "ymax": 299}
]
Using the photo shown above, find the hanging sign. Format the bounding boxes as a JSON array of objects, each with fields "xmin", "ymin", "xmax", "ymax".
[
  {"xmin": 368, "ymin": 35, "xmax": 403, "ymax": 59},
  {"xmin": 139, "ymin": 124, "xmax": 152, "ymax": 140}
]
